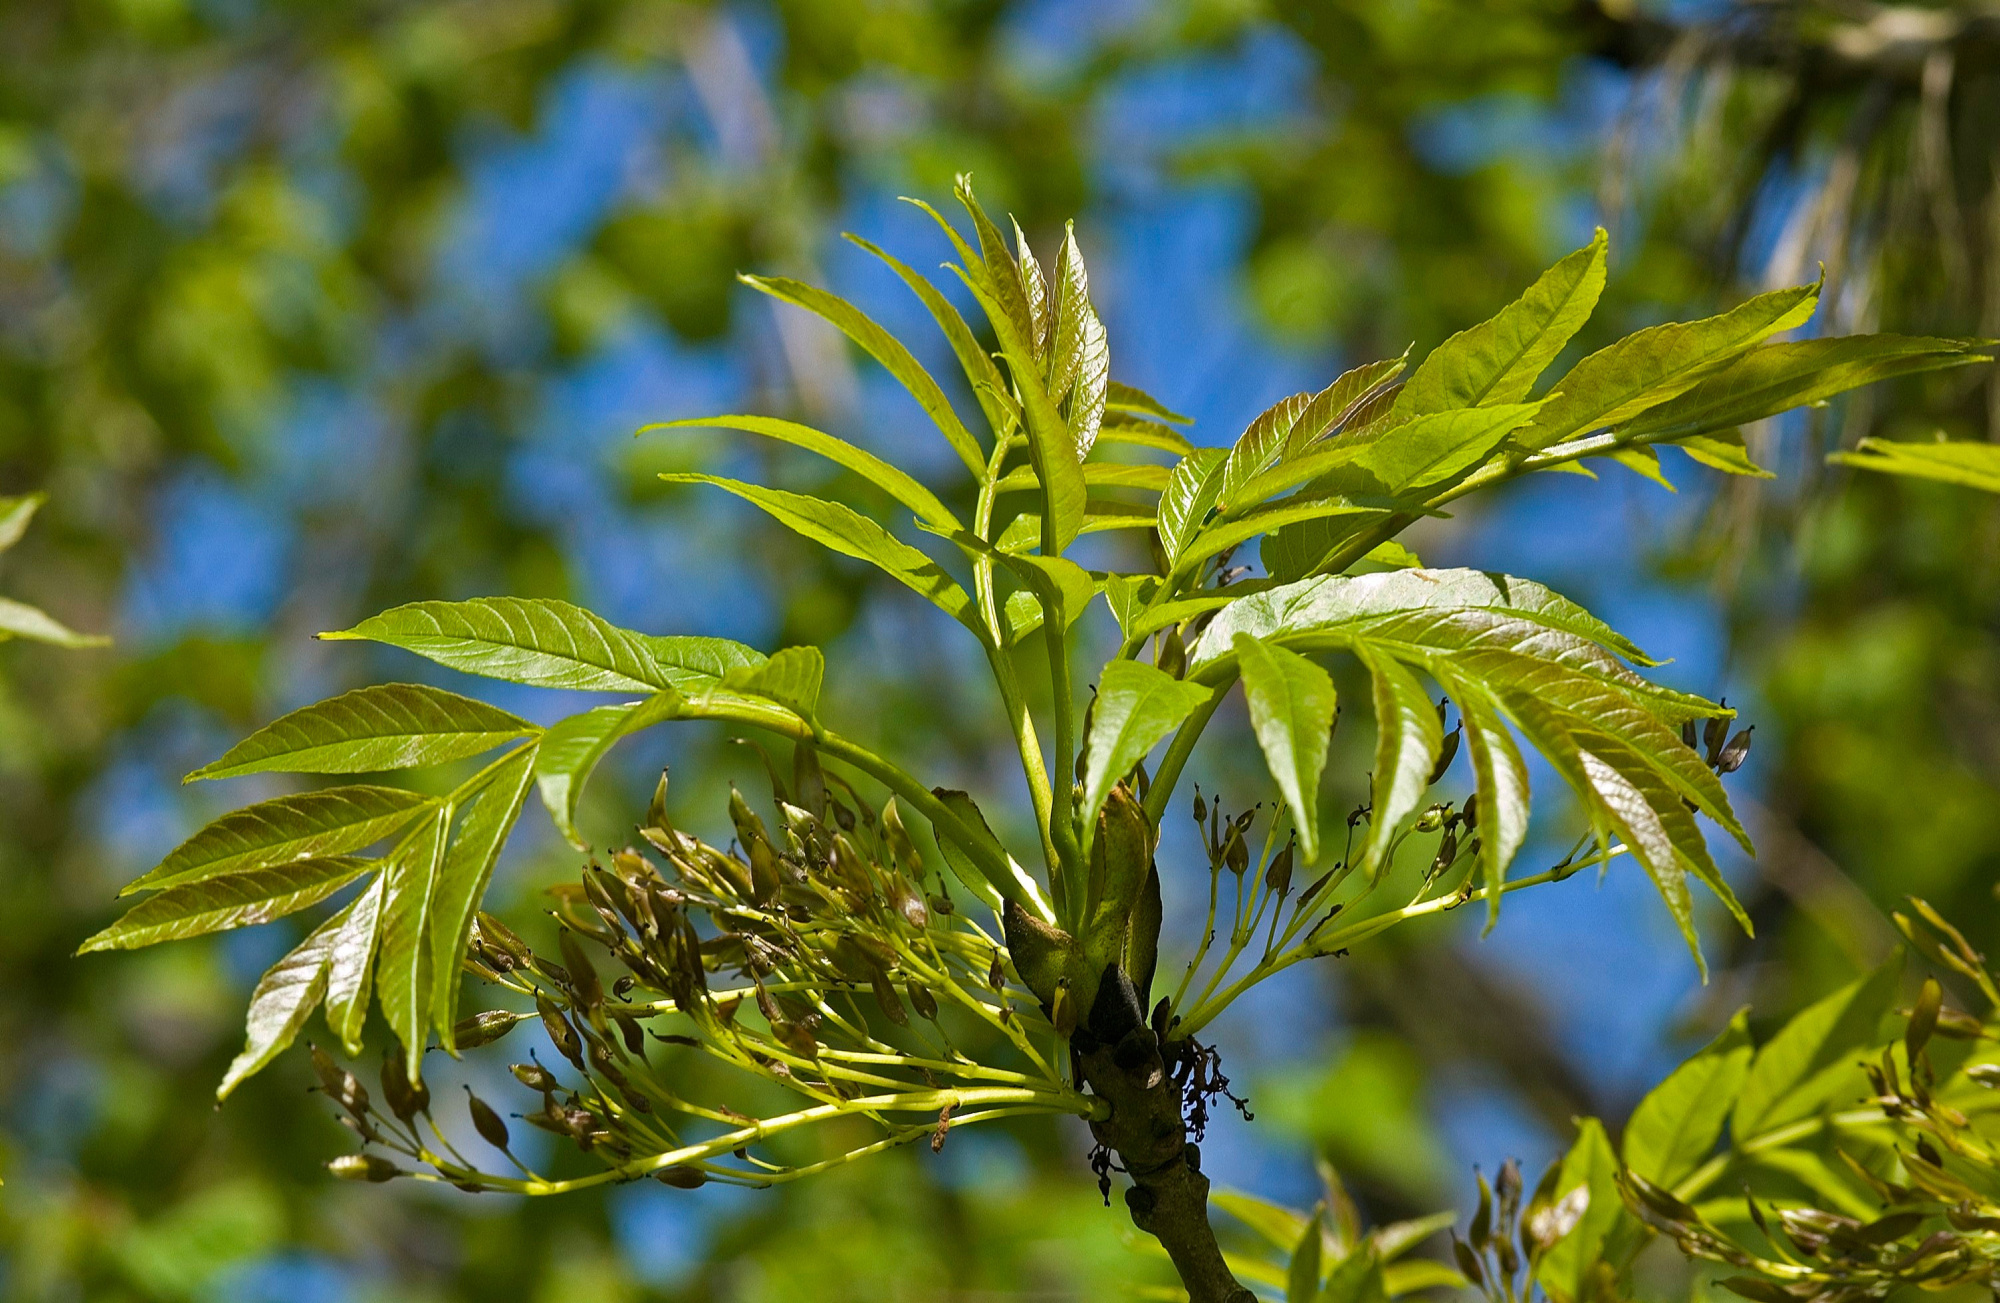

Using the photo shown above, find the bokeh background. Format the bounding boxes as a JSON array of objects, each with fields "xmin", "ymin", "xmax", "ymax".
[{"xmin": 4, "ymin": 1, "xmax": 1998, "ymax": 1298}]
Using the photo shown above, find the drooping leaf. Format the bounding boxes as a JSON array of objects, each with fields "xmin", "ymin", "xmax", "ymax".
[
  {"xmin": 1830, "ymin": 436, "xmax": 2000, "ymax": 492},
  {"xmin": 1097, "ymin": 417, "xmax": 1195, "ymax": 456},
  {"xmin": 722, "ymin": 646, "xmax": 823, "ymax": 719},
  {"xmin": 1622, "ymin": 1009, "xmax": 1753, "ymax": 1188},
  {"xmin": 930, "ymin": 787, "xmax": 1055, "ymax": 921},
  {"xmin": 995, "ymin": 551, "xmax": 1098, "ymax": 641},
  {"xmin": 323, "ymin": 597, "xmax": 670, "ymax": 693},
  {"xmin": 1731, "ymin": 957, "xmax": 1901, "ymax": 1141},
  {"xmin": 1677, "ymin": 430, "xmax": 1773, "ymax": 478},
  {"xmin": 535, "ymin": 696, "xmax": 676, "ymax": 851},
  {"xmin": 645, "ymin": 415, "xmax": 962, "ymax": 529},
  {"xmin": 78, "ymin": 857, "xmax": 373, "ymax": 952},
  {"xmin": 0, "ymin": 492, "xmax": 45, "ymax": 552},
  {"xmin": 1213, "ymin": 1188, "xmax": 1311, "ymax": 1253},
  {"xmin": 216, "ymin": 900, "xmax": 349, "ymax": 1099},
  {"xmin": 123, "ymin": 786, "xmax": 435, "ymax": 895},
  {"xmin": 1435, "ymin": 672, "xmax": 1530, "ymax": 931},
  {"xmin": 1354, "ymin": 646, "xmax": 1442, "ymax": 879},
  {"xmin": 1081, "ymin": 659, "xmax": 1215, "ymax": 837},
  {"xmin": 1605, "ymin": 446, "xmax": 1676, "ymax": 491},
  {"xmin": 1534, "ymin": 1119, "xmax": 1625, "ymax": 1303},
  {"xmin": 376, "ymin": 809, "xmax": 449, "ymax": 1074},
  {"xmin": 433, "ymin": 747, "xmax": 539, "ymax": 1043},
  {"xmin": 1393, "ymin": 229, "xmax": 1607, "ymax": 416},
  {"xmin": 661, "ymin": 473, "xmax": 981, "ymax": 635},
  {"xmin": 1107, "ymin": 380, "xmax": 1191, "ymax": 425},
  {"xmin": 1234, "ymin": 633, "xmax": 1337, "ymax": 863},
  {"xmin": 1522, "ymin": 279, "xmax": 1821, "ymax": 449},
  {"xmin": 739, "ymin": 274, "xmax": 986, "ymax": 478},
  {"xmin": 0, "ymin": 596, "xmax": 110, "ymax": 648},
  {"xmin": 1621, "ymin": 335, "xmax": 1989, "ymax": 445},
  {"xmin": 322, "ymin": 875, "xmax": 383, "ymax": 1056},
  {"xmin": 186, "ymin": 684, "xmax": 537, "ymax": 781}
]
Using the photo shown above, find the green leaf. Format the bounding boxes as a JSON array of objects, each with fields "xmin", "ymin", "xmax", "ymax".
[
  {"xmin": 1283, "ymin": 357, "xmax": 1410, "ymax": 460},
  {"xmin": 1098, "ymin": 417, "xmax": 1195, "ymax": 456},
  {"xmin": 1605, "ymin": 446, "xmax": 1675, "ymax": 491},
  {"xmin": 1107, "ymin": 380, "xmax": 1191, "ymax": 425},
  {"xmin": 1157, "ymin": 447, "xmax": 1228, "ymax": 563},
  {"xmin": 1830, "ymin": 436, "xmax": 2000, "ymax": 492},
  {"xmin": 845, "ymin": 232, "xmax": 1015, "ymax": 441},
  {"xmin": 122, "ymin": 786, "xmax": 434, "ymax": 895},
  {"xmin": 1534, "ymin": 1119, "xmax": 1623, "ymax": 1303},
  {"xmin": 1213, "ymin": 1188, "xmax": 1311, "ymax": 1252},
  {"xmin": 661, "ymin": 473, "xmax": 982, "ymax": 635},
  {"xmin": 1622, "ymin": 335, "xmax": 1989, "ymax": 445},
  {"xmin": 1354, "ymin": 647, "xmax": 1442, "ymax": 879},
  {"xmin": 640, "ymin": 635, "xmax": 767, "ymax": 686},
  {"xmin": 322, "ymin": 876, "xmax": 383, "ymax": 1057},
  {"xmin": 1731, "ymin": 957, "xmax": 1901, "ymax": 1141},
  {"xmin": 1081, "ymin": 659, "xmax": 1214, "ymax": 835},
  {"xmin": 645, "ymin": 415, "xmax": 962, "ymax": 529},
  {"xmin": 739, "ymin": 275, "xmax": 986, "ymax": 478},
  {"xmin": 1344, "ymin": 403, "xmax": 1545, "ymax": 495},
  {"xmin": 78, "ymin": 857, "xmax": 372, "ymax": 952},
  {"xmin": 1234, "ymin": 633, "xmax": 1337, "ymax": 863},
  {"xmin": 0, "ymin": 595, "xmax": 110, "ymax": 648},
  {"xmin": 1218, "ymin": 389, "xmax": 1319, "ymax": 512},
  {"xmin": 1289, "ymin": 1210, "xmax": 1326, "ymax": 1303},
  {"xmin": 186, "ymin": 684, "xmax": 537, "ymax": 781},
  {"xmin": 433, "ymin": 747, "xmax": 538, "ymax": 1044},
  {"xmin": 995, "ymin": 551, "xmax": 1098, "ymax": 641},
  {"xmin": 1382, "ymin": 1261, "xmax": 1468, "ymax": 1297},
  {"xmin": 1435, "ymin": 673, "xmax": 1530, "ymax": 932},
  {"xmin": 0, "ymin": 491, "xmax": 45, "ymax": 552},
  {"xmin": 217, "ymin": 901, "xmax": 347, "ymax": 1099},
  {"xmin": 929, "ymin": 787, "xmax": 1055, "ymax": 921},
  {"xmin": 323, "ymin": 597, "xmax": 670, "ymax": 693},
  {"xmin": 1319, "ymin": 1245, "xmax": 1387, "ymax": 1303},
  {"xmin": 1048, "ymin": 225, "xmax": 1109, "ymax": 458},
  {"xmin": 377, "ymin": 809, "xmax": 449, "ymax": 1074},
  {"xmin": 535, "ymin": 696, "xmax": 676, "ymax": 850},
  {"xmin": 1678, "ymin": 431, "xmax": 1774, "ymax": 479},
  {"xmin": 1393, "ymin": 229, "xmax": 1607, "ymax": 416},
  {"xmin": 1525, "ymin": 279, "xmax": 1823, "ymax": 448},
  {"xmin": 1622, "ymin": 1009, "xmax": 1753, "ymax": 1188},
  {"xmin": 722, "ymin": 646, "xmax": 823, "ymax": 719}
]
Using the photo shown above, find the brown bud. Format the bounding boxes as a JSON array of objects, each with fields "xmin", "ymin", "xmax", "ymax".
[
  {"xmin": 1221, "ymin": 827, "xmax": 1248, "ymax": 876},
  {"xmin": 328, "ymin": 1154, "xmax": 402, "ymax": 1182},
  {"xmin": 558, "ymin": 930, "xmax": 604, "ymax": 1014},
  {"xmin": 1264, "ymin": 840, "xmax": 1295, "ymax": 897},
  {"xmin": 1716, "ymin": 726, "xmax": 1754, "ymax": 774},
  {"xmin": 310, "ymin": 1044, "xmax": 369, "ymax": 1118},
  {"xmin": 907, "ymin": 982, "xmax": 939, "ymax": 1021},
  {"xmin": 870, "ymin": 973, "xmax": 909, "ymax": 1026},
  {"xmin": 655, "ymin": 1165, "xmax": 708, "ymax": 1188},
  {"xmin": 535, "ymin": 993, "xmax": 586, "ymax": 1069},
  {"xmin": 511, "ymin": 1060, "xmax": 560, "ymax": 1093},
  {"xmin": 1702, "ymin": 706, "xmax": 1731, "ymax": 765},
  {"xmin": 380, "ymin": 1045, "xmax": 430, "ymax": 1122},
  {"xmin": 1429, "ymin": 726, "xmax": 1461, "ymax": 785},
  {"xmin": 466, "ymin": 1088, "xmax": 510, "ymax": 1150}
]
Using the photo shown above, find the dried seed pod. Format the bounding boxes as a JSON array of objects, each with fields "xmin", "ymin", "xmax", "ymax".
[
  {"xmin": 1680, "ymin": 719, "xmax": 1699, "ymax": 749},
  {"xmin": 655, "ymin": 1165, "xmax": 708, "ymax": 1188},
  {"xmin": 380, "ymin": 1045, "xmax": 430, "ymax": 1122},
  {"xmin": 1429, "ymin": 726, "xmax": 1461, "ymax": 785},
  {"xmin": 830, "ymin": 799, "xmax": 857, "ymax": 833},
  {"xmin": 907, "ymin": 982, "xmax": 939, "ymax": 1021},
  {"xmin": 558, "ymin": 930, "xmax": 604, "ymax": 1014},
  {"xmin": 870, "ymin": 973, "xmax": 910, "ymax": 1027},
  {"xmin": 466, "ymin": 1088, "xmax": 510, "ymax": 1150},
  {"xmin": 1192, "ymin": 788, "xmax": 1208, "ymax": 826},
  {"xmin": 1716, "ymin": 726, "xmax": 1754, "ymax": 774},
  {"xmin": 511, "ymin": 1060, "xmax": 560, "ymax": 1093},
  {"xmin": 535, "ymin": 993, "xmax": 586, "ymax": 1069},
  {"xmin": 881, "ymin": 798, "xmax": 924, "ymax": 877},
  {"xmin": 887, "ymin": 874, "xmax": 929, "ymax": 929},
  {"xmin": 452, "ymin": 1010, "xmax": 523, "ymax": 1050},
  {"xmin": 310, "ymin": 1044, "xmax": 370, "ymax": 1118},
  {"xmin": 988, "ymin": 950, "xmax": 1006, "ymax": 991},
  {"xmin": 1221, "ymin": 827, "xmax": 1248, "ymax": 876},
  {"xmin": 328, "ymin": 1154, "xmax": 402, "ymax": 1182},
  {"xmin": 1264, "ymin": 840, "xmax": 1295, "ymax": 897},
  {"xmin": 1702, "ymin": 705, "xmax": 1731, "ymax": 765}
]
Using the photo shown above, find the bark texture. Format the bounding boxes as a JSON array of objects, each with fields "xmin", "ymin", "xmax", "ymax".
[{"xmin": 1073, "ymin": 966, "xmax": 1253, "ymax": 1303}]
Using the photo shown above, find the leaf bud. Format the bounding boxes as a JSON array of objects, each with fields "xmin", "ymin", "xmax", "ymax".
[
  {"xmin": 830, "ymin": 799, "xmax": 857, "ymax": 833},
  {"xmin": 870, "ymin": 973, "xmax": 909, "ymax": 1026},
  {"xmin": 328, "ymin": 1154, "xmax": 402, "ymax": 1182},
  {"xmin": 466, "ymin": 1088, "xmax": 510, "ymax": 1151},
  {"xmin": 888, "ymin": 875, "xmax": 929, "ymax": 930},
  {"xmin": 1716, "ymin": 726, "xmax": 1754, "ymax": 774},
  {"xmin": 380, "ymin": 1045, "xmax": 430, "ymax": 1122},
  {"xmin": 1462, "ymin": 791, "xmax": 1480, "ymax": 832},
  {"xmin": 1452, "ymin": 1237, "xmax": 1485, "ymax": 1288},
  {"xmin": 1264, "ymin": 840, "xmax": 1295, "ymax": 897},
  {"xmin": 728, "ymin": 785, "xmax": 768, "ymax": 850},
  {"xmin": 453, "ymin": 1010, "xmax": 523, "ymax": 1050},
  {"xmin": 475, "ymin": 912, "xmax": 535, "ymax": 966},
  {"xmin": 881, "ymin": 798, "xmax": 924, "ymax": 876},
  {"xmin": 1416, "ymin": 804, "xmax": 1447, "ymax": 833},
  {"xmin": 989, "ymin": 949, "xmax": 1006, "ymax": 991},
  {"xmin": 645, "ymin": 770, "xmax": 672, "ymax": 832}
]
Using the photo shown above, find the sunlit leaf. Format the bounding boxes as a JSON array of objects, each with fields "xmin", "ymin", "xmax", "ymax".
[
  {"xmin": 216, "ymin": 899, "xmax": 351, "ymax": 1099},
  {"xmin": 1288, "ymin": 1209, "xmax": 1324, "ymax": 1303},
  {"xmin": 1678, "ymin": 430, "xmax": 1773, "ymax": 479},
  {"xmin": 641, "ymin": 635, "xmax": 766, "ymax": 686},
  {"xmin": 1393, "ymin": 228, "xmax": 1607, "ymax": 416},
  {"xmin": 433, "ymin": 747, "xmax": 538, "ymax": 1043},
  {"xmin": 1731, "ymin": 957, "xmax": 1900, "ymax": 1140},
  {"xmin": 1080, "ymin": 659, "xmax": 1214, "ymax": 835},
  {"xmin": 0, "ymin": 492, "xmax": 45, "ymax": 552},
  {"xmin": 1213, "ymin": 1188, "xmax": 1311, "ymax": 1253},
  {"xmin": 740, "ymin": 274, "xmax": 986, "ymax": 478},
  {"xmin": 1434, "ymin": 672, "xmax": 1530, "ymax": 932},
  {"xmin": 645, "ymin": 415, "xmax": 961, "ymax": 529},
  {"xmin": 376, "ymin": 809, "xmax": 448, "ymax": 1075},
  {"xmin": 323, "ymin": 597, "xmax": 670, "ymax": 693},
  {"xmin": 662, "ymin": 472, "xmax": 981, "ymax": 635},
  {"xmin": 536, "ymin": 697, "xmax": 675, "ymax": 851},
  {"xmin": 122, "ymin": 786, "xmax": 434, "ymax": 895},
  {"xmin": 1107, "ymin": 380, "xmax": 1192, "ymax": 425},
  {"xmin": 847, "ymin": 232, "xmax": 1015, "ymax": 440},
  {"xmin": 0, "ymin": 596, "xmax": 109, "ymax": 648},
  {"xmin": 1534, "ymin": 1119, "xmax": 1625, "ymax": 1303},
  {"xmin": 1157, "ymin": 447, "xmax": 1227, "ymax": 563},
  {"xmin": 186, "ymin": 684, "xmax": 537, "ymax": 781},
  {"xmin": 722, "ymin": 646, "xmax": 823, "ymax": 719},
  {"xmin": 79, "ymin": 857, "xmax": 372, "ymax": 952},
  {"xmin": 323, "ymin": 875, "xmax": 383, "ymax": 1057},
  {"xmin": 1234, "ymin": 633, "xmax": 1336, "ymax": 862},
  {"xmin": 1830, "ymin": 436, "xmax": 2000, "ymax": 492},
  {"xmin": 1354, "ymin": 646, "xmax": 1441, "ymax": 879}
]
